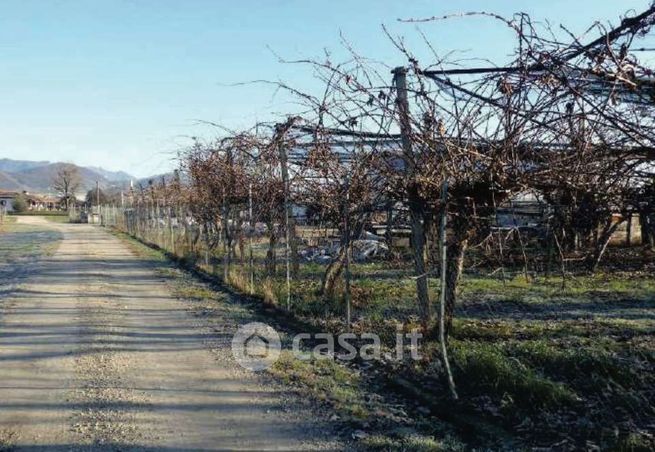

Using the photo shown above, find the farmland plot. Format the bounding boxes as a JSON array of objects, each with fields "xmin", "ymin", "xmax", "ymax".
[{"xmin": 0, "ymin": 216, "xmax": 63, "ymax": 294}]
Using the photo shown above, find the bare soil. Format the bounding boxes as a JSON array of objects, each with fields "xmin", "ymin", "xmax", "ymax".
[{"xmin": 0, "ymin": 217, "xmax": 343, "ymax": 451}]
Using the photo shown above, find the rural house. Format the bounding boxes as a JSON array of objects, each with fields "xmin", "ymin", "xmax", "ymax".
[
  {"xmin": 0, "ymin": 190, "xmax": 63, "ymax": 212},
  {"xmin": 0, "ymin": 191, "xmax": 19, "ymax": 212}
]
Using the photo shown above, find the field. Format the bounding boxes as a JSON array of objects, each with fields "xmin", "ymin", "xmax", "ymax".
[
  {"xmin": 2, "ymin": 213, "xmax": 652, "ymax": 449},
  {"xmin": 0, "ymin": 215, "xmax": 63, "ymax": 281},
  {"xmin": 270, "ymin": 259, "xmax": 655, "ymax": 449},
  {"xmin": 274, "ymin": 257, "xmax": 655, "ymax": 449},
  {"xmin": 1, "ymin": 214, "xmax": 654, "ymax": 449},
  {"xmin": 106, "ymin": 216, "xmax": 655, "ymax": 450}
]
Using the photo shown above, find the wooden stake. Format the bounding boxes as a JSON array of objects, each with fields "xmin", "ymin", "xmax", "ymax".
[
  {"xmin": 277, "ymin": 125, "xmax": 292, "ymax": 311},
  {"xmin": 249, "ymin": 182, "xmax": 255, "ymax": 295},
  {"xmin": 344, "ymin": 176, "xmax": 352, "ymax": 331},
  {"xmin": 439, "ymin": 179, "xmax": 458, "ymax": 400}
]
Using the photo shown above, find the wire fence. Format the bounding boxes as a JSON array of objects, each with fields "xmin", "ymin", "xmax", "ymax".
[{"xmin": 94, "ymin": 198, "xmax": 617, "ymax": 340}]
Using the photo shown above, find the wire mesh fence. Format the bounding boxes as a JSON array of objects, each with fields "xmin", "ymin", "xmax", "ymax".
[{"xmin": 96, "ymin": 198, "xmax": 603, "ymax": 342}]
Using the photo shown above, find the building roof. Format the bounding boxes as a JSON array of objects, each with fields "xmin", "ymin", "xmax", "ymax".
[{"xmin": 0, "ymin": 190, "xmax": 61, "ymax": 203}]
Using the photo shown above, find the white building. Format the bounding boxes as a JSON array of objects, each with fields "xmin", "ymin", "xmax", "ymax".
[{"xmin": 0, "ymin": 191, "xmax": 19, "ymax": 212}]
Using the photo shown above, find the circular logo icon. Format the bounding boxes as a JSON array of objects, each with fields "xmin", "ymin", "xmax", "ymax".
[{"xmin": 231, "ymin": 322, "xmax": 281, "ymax": 371}]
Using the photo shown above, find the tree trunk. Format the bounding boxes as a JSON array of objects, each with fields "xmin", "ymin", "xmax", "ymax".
[
  {"xmin": 443, "ymin": 231, "xmax": 469, "ymax": 337},
  {"xmin": 265, "ymin": 222, "xmax": 277, "ymax": 277},
  {"xmin": 639, "ymin": 210, "xmax": 654, "ymax": 249},
  {"xmin": 222, "ymin": 207, "xmax": 231, "ymax": 281},
  {"xmin": 320, "ymin": 246, "xmax": 346, "ymax": 299},
  {"xmin": 409, "ymin": 190, "xmax": 431, "ymax": 327},
  {"xmin": 385, "ymin": 201, "xmax": 393, "ymax": 248},
  {"xmin": 648, "ymin": 214, "xmax": 655, "ymax": 249},
  {"xmin": 320, "ymin": 214, "xmax": 367, "ymax": 299},
  {"xmin": 588, "ymin": 217, "xmax": 624, "ymax": 273},
  {"xmin": 290, "ymin": 218, "xmax": 300, "ymax": 277}
]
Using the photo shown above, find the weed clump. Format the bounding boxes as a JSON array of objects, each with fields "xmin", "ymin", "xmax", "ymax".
[{"xmin": 451, "ymin": 342, "xmax": 579, "ymax": 410}]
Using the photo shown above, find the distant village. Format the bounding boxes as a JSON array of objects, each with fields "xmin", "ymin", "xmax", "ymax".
[
  {"xmin": 0, "ymin": 190, "xmax": 67, "ymax": 212},
  {"xmin": 0, "ymin": 159, "xmax": 152, "ymax": 216},
  {"xmin": 0, "ymin": 183, "xmax": 644, "ymax": 248}
]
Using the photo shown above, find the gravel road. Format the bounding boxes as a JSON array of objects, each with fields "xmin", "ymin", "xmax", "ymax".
[{"xmin": 0, "ymin": 217, "xmax": 342, "ymax": 451}]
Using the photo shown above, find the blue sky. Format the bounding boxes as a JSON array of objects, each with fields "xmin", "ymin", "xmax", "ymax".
[{"xmin": 0, "ymin": 0, "xmax": 650, "ymax": 177}]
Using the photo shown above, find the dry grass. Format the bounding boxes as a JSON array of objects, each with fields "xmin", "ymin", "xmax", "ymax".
[{"xmin": 261, "ymin": 278, "xmax": 279, "ymax": 307}]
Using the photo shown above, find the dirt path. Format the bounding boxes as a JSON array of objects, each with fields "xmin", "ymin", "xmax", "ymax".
[{"xmin": 0, "ymin": 217, "xmax": 342, "ymax": 451}]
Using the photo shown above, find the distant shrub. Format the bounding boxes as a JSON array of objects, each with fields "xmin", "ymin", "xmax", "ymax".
[{"xmin": 12, "ymin": 194, "xmax": 28, "ymax": 213}]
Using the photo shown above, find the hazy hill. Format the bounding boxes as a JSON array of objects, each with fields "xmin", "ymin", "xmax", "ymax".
[
  {"xmin": 0, "ymin": 170, "xmax": 25, "ymax": 191},
  {"xmin": 86, "ymin": 166, "xmax": 133, "ymax": 182},
  {"xmin": 0, "ymin": 159, "xmax": 136, "ymax": 195},
  {"xmin": 0, "ymin": 158, "xmax": 51, "ymax": 173}
]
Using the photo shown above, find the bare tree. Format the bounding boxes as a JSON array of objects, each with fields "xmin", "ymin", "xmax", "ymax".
[
  {"xmin": 52, "ymin": 164, "xmax": 81, "ymax": 210},
  {"xmin": 176, "ymin": 4, "xmax": 655, "ymax": 342}
]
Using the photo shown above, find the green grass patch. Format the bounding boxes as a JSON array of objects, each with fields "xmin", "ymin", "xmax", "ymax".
[
  {"xmin": 509, "ymin": 340, "xmax": 635, "ymax": 386},
  {"xmin": 0, "ymin": 219, "xmax": 62, "ymax": 261},
  {"xmin": 451, "ymin": 341, "xmax": 579, "ymax": 410},
  {"xmin": 270, "ymin": 352, "xmax": 370, "ymax": 422},
  {"xmin": 113, "ymin": 230, "xmax": 169, "ymax": 263},
  {"xmin": 270, "ymin": 352, "xmax": 466, "ymax": 450},
  {"xmin": 361, "ymin": 433, "xmax": 461, "ymax": 451},
  {"xmin": 43, "ymin": 215, "xmax": 70, "ymax": 223},
  {"xmin": 172, "ymin": 284, "xmax": 215, "ymax": 301},
  {"xmin": 614, "ymin": 432, "xmax": 655, "ymax": 452}
]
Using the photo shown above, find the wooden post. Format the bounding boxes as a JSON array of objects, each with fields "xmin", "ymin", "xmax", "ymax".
[
  {"xmin": 169, "ymin": 206, "xmax": 175, "ymax": 254},
  {"xmin": 344, "ymin": 176, "xmax": 352, "ymax": 331},
  {"xmin": 393, "ymin": 66, "xmax": 431, "ymax": 325},
  {"xmin": 249, "ymin": 182, "xmax": 255, "ymax": 295},
  {"xmin": 96, "ymin": 180, "xmax": 100, "ymax": 224},
  {"xmin": 277, "ymin": 125, "xmax": 292, "ymax": 311},
  {"xmin": 386, "ymin": 200, "xmax": 394, "ymax": 248},
  {"xmin": 222, "ymin": 187, "xmax": 230, "ymax": 281},
  {"xmin": 438, "ymin": 180, "xmax": 458, "ymax": 400},
  {"xmin": 156, "ymin": 201, "xmax": 161, "ymax": 247}
]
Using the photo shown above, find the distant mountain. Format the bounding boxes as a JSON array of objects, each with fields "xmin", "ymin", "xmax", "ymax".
[
  {"xmin": 0, "ymin": 158, "xmax": 51, "ymax": 173},
  {"xmin": 0, "ymin": 170, "xmax": 25, "ymax": 190},
  {"xmin": 0, "ymin": 158, "xmax": 137, "ymax": 195},
  {"xmin": 86, "ymin": 166, "xmax": 133, "ymax": 182},
  {"xmin": 16, "ymin": 163, "xmax": 110, "ymax": 193}
]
